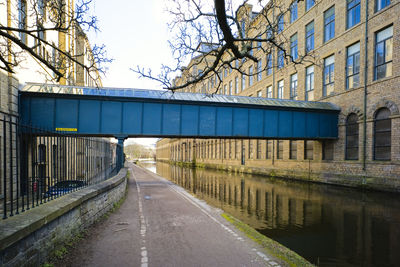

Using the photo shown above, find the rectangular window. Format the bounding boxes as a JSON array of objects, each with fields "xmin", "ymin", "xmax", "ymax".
[
  {"xmin": 324, "ymin": 6, "xmax": 335, "ymax": 42},
  {"xmin": 277, "ymin": 80, "xmax": 284, "ymax": 99},
  {"xmin": 306, "ymin": 0, "xmax": 315, "ymax": 11},
  {"xmin": 323, "ymin": 141, "xmax": 334, "ymax": 160},
  {"xmin": 267, "ymin": 85, "xmax": 273, "ymax": 98},
  {"xmin": 323, "ymin": 55, "xmax": 335, "ymax": 96},
  {"xmin": 304, "ymin": 141, "xmax": 314, "ymax": 160},
  {"xmin": 242, "ymin": 73, "xmax": 246, "ymax": 90},
  {"xmin": 375, "ymin": 26, "xmax": 393, "ymax": 80},
  {"xmin": 346, "ymin": 42, "xmax": 360, "ymax": 89},
  {"xmin": 257, "ymin": 59, "xmax": 262, "ymax": 81},
  {"xmin": 278, "ymin": 15, "xmax": 284, "ymax": 33},
  {"xmin": 266, "ymin": 140, "xmax": 272, "ymax": 159},
  {"xmin": 376, "ymin": 0, "xmax": 390, "ymax": 11},
  {"xmin": 235, "ymin": 77, "xmax": 239, "ymax": 94},
  {"xmin": 277, "ymin": 48, "xmax": 284, "ymax": 69},
  {"xmin": 224, "ymin": 84, "xmax": 227, "ymax": 95},
  {"xmin": 290, "ymin": 73, "xmax": 298, "ymax": 100},
  {"xmin": 347, "ymin": 0, "xmax": 360, "ymax": 29},
  {"xmin": 18, "ymin": 0, "xmax": 27, "ymax": 43},
  {"xmin": 290, "ymin": 1, "xmax": 298, "ymax": 23},
  {"xmin": 229, "ymin": 80, "xmax": 232, "ymax": 95},
  {"xmin": 306, "ymin": 21, "xmax": 314, "ymax": 53},
  {"xmin": 306, "ymin": 65, "xmax": 314, "ymax": 101},
  {"xmin": 249, "ymin": 66, "xmax": 253, "ymax": 86},
  {"xmin": 290, "ymin": 141, "xmax": 297, "ymax": 159},
  {"xmin": 224, "ymin": 68, "xmax": 228, "ymax": 77},
  {"xmin": 257, "ymin": 90, "xmax": 262, "ymax": 97},
  {"xmin": 277, "ymin": 140, "xmax": 284, "ymax": 159},
  {"xmin": 290, "ymin": 34, "xmax": 298, "ymax": 61},
  {"xmin": 266, "ymin": 54, "xmax": 272, "ymax": 75},
  {"xmin": 256, "ymin": 140, "xmax": 261, "ymax": 159},
  {"xmin": 235, "ymin": 59, "xmax": 239, "ymax": 69}
]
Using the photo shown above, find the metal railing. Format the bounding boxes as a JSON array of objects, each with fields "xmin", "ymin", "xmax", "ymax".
[{"xmin": 1, "ymin": 112, "xmax": 118, "ymax": 219}]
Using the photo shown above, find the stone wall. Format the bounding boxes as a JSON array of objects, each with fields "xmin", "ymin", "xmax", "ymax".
[{"xmin": 0, "ymin": 168, "xmax": 128, "ymax": 267}]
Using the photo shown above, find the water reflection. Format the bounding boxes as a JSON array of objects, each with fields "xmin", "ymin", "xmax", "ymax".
[{"xmin": 143, "ymin": 162, "xmax": 400, "ymax": 267}]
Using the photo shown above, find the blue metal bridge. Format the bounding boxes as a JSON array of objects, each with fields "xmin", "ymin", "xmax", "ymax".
[{"xmin": 19, "ymin": 83, "xmax": 340, "ymax": 168}]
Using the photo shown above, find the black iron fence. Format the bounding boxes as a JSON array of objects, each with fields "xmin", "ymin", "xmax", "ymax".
[{"xmin": 1, "ymin": 112, "xmax": 118, "ymax": 219}]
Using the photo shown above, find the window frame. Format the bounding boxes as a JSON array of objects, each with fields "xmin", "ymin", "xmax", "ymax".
[
  {"xmin": 374, "ymin": 26, "xmax": 393, "ymax": 80},
  {"xmin": 277, "ymin": 80, "xmax": 284, "ymax": 99},
  {"xmin": 290, "ymin": 33, "xmax": 298, "ymax": 61},
  {"xmin": 347, "ymin": 0, "xmax": 361, "ymax": 29},
  {"xmin": 305, "ymin": 21, "xmax": 314, "ymax": 53},
  {"xmin": 374, "ymin": 108, "xmax": 391, "ymax": 161},
  {"xmin": 346, "ymin": 42, "xmax": 361, "ymax": 89},
  {"xmin": 290, "ymin": 1, "xmax": 298, "ymax": 23},
  {"xmin": 324, "ymin": 6, "xmax": 335, "ymax": 43},
  {"xmin": 290, "ymin": 73, "xmax": 298, "ymax": 100},
  {"xmin": 323, "ymin": 55, "xmax": 335, "ymax": 96},
  {"xmin": 345, "ymin": 113, "xmax": 359, "ymax": 160}
]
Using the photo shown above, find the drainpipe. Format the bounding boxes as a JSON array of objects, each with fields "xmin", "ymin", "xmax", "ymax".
[{"xmin": 362, "ymin": 0, "xmax": 369, "ymax": 171}]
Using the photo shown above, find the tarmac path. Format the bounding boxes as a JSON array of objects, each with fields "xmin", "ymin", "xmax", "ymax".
[{"xmin": 61, "ymin": 162, "xmax": 283, "ymax": 267}]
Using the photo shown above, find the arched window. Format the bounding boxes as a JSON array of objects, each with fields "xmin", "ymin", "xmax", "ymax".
[
  {"xmin": 374, "ymin": 108, "xmax": 391, "ymax": 160},
  {"xmin": 345, "ymin": 113, "xmax": 359, "ymax": 160}
]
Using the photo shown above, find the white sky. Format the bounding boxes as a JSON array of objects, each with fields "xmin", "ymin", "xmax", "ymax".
[{"xmin": 88, "ymin": 0, "xmax": 264, "ymax": 148}]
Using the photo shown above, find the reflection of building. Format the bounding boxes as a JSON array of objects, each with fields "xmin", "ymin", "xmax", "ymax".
[
  {"xmin": 157, "ymin": 0, "xmax": 400, "ymax": 192},
  {"xmin": 157, "ymin": 162, "xmax": 400, "ymax": 266}
]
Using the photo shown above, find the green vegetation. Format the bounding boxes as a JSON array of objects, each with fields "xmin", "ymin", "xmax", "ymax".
[
  {"xmin": 124, "ymin": 143, "xmax": 155, "ymax": 160},
  {"xmin": 221, "ymin": 213, "xmax": 314, "ymax": 267}
]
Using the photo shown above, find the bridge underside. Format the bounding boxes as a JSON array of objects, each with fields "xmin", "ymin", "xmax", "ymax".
[{"xmin": 19, "ymin": 84, "xmax": 340, "ymax": 140}]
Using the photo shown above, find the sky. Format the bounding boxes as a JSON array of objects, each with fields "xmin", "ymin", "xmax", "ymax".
[{"xmin": 87, "ymin": 0, "xmax": 263, "ymax": 148}]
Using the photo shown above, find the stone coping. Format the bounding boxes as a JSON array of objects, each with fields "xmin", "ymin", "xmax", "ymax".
[{"xmin": 0, "ymin": 168, "xmax": 127, "ymax": 252}]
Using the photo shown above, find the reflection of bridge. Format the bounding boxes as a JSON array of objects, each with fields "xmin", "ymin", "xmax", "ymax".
[{"xmin": 20, "ymin": 83, "xmax": 340, "ymax": 169}]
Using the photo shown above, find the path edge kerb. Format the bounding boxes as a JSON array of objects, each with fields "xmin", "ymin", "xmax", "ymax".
[{"xmin": 0, "ymin": 168, "xmax": 128, "ymax": 252}]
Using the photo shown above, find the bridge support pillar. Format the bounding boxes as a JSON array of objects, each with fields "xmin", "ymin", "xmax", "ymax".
[{"xmin": 116, "ymin": 137, "xmax": 126, "ymax": 171}]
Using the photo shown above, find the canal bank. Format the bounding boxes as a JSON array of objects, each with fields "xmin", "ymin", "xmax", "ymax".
[
  {"xmin": 143, "ymin": 161, "xmax": 400, "ymax": 267},
  {"xmin": 61, "ymin": 162, "xmax": 310, "ymax": 267}
]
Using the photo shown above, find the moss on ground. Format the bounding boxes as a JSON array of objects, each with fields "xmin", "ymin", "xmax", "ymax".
[{"xmin": 221, "ymin": 213, "xmax": 314, "ymax": 267}]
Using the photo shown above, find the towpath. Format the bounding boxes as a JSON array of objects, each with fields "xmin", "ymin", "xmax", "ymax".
[{"xmin": 60, "ymin": 162, "xmax": 284, "ymax": 267}]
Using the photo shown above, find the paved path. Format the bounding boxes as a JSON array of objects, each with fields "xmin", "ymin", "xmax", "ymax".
[{"xmin": 62, "ymin": 163, "xmax": 283, "ymax": 267}]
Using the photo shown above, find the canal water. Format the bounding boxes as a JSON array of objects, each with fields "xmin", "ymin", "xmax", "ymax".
[{"xmin": 141, "ymin": 161, "xmax": 400, "ymax": 267}]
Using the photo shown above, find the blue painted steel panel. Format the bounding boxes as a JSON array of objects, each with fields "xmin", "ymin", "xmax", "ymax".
[
  {"xmin": 216, "ymin": 107, "xmax": 232, "ymax": 136},
  {"xmin": 19, "ymin": 92, "xmax": 339, "ymax": 139},
  {"xmin": 162, "ymin": 104, "xmax": 181, "ymax": 135},
  {"xmin": 29, "ymin": 98, "xmax": 55, "ymax": 129},
  {"xmin": 55, "ymin": 99, "xmax": 78, "ymax": 130},
  {"xmin": 264, "ymin": 110, "xmax": 278, "ymax": 137},
  {"xmin": 292, "ymin": 111, "xmax": 306, "ymax": 138},
  {"xmin": 143, "ymin": 103, "xmax": 162, "ymax": 135},
  {"xmin": 306, "ymin": 112, "xmax": 320, "ymax": 138},
  {"xmin": 249, "ymin": 109, "xmax": 264, "ymax": 137},
  {"xmin": 279, "ymin": 111, "xmax": 293, "ymax": 138},
  {"xmin": 20, "ymin": 97, "xmax": 31, "ymax": 125},
  {"xmin": 233, "ymin": 108, "xmax": 248, "ymax": 136},
  {"xmin": 199, "ymin": 106, "xmax": 216, "ymax": 136},
  {"xmin": 181, "ymin": 105, "xmax": 199, "ymax": 135},
  {"xmin": 101, "ymin": 101, "xmax": 122, "ymax": 134},
  {"xmin": 122, "ymin": 102, "xmax": 143, "ymax": 134},
  {"xmin": 79, "ymin": 100, "xmax": 101, "ymax": 133}
]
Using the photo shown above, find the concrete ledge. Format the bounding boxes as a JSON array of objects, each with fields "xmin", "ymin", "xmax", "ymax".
[{"xmin": 0, "ymin": 168, "xmax": 127, "ymax": 266}]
